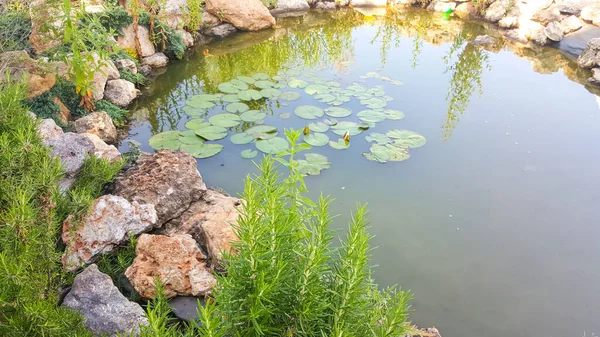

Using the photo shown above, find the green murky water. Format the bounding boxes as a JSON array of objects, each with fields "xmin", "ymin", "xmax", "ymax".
[{"xmin": 121, "ymin": 8, "xmax": 600, "ymax": 337}]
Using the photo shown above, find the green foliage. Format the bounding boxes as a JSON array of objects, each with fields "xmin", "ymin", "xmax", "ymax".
[
  {"xmin": 25, "ymin": 91, "xmax": 62, "ymax": 124},
  {"xmin": 95, "ymin": 99, "xmax": 129, "ymax": 126},
  {"xmin": 139, "ymin": 12, "xmax": 185, "ymax": 60},
  {"xmin": 186, "ymin": 0, "xmax": 204, "ymax": 32},
  {"xmin": 51, "ymin": 78, "xmax": 89, "ymax": 117},
  {"xmin": 0, "ymin": 81, "xmax": 91, "ymax": 337},
  {"xmin": 0, "ymin": 11, "xmax": 32, "ymax": 53},
  {"xmin": 84, "ymin": 6, "xmax": 133, "ymax": 36},
  {"xmin": 121, "ymin": 69, "xmax": 149, "ymax": 86},
  {"xmin": 198, "ymin": 129, "xmax": 412, "ymax": 337}
]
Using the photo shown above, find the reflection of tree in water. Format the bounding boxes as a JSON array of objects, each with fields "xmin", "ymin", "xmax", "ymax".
[{"xmin": 442, "ymin": 34, "xmax": 490, "ymax": 141}]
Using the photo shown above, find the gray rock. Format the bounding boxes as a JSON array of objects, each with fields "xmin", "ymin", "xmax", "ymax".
[
  {"xmin": 454, "ymin": 2, "xmax": 477, "ymax": 18},
  {"xmin": 38, "ymin": 118, "xmax": 63, "ymax": 142},
  {"xmin": 142, "ymin": 52, "xmax": 169, "ymax": 68},
  {"xmin": 62, "ymin": 195, "xmax": 158, "ymax": 271},
  {"xmin": 427, "ymin": 1, "xmax": 456, "ymax": 12},
  {"xmin": 504, "ymin": 29, "xmax": 529, "ymax": 43},
  {"xmin": 315, "ymin": 1, "xmax": 336, "ymax": 10},
  {"xmin": 581, "ymin": 5, "xmax": 600, "ymax": 26},
  {"xmin": 532, "ymin": 8, "xmax": 562, "ymax": 25},
  {"xmin": 544, "ymin": 21, "xmax": 565, "ymax": 41},
  {"xmin": 104, "ymin": 79, "xmax": 140, "ymax": 108},
  {"xmin": 485, "ymin": 0, "xmax": 509, "ymax": 23},
  {"xmin": 533, "ymin": 29, "xmax": 551, "ymax": 45},
  {"xmin": 89, "ymin": 53, "xmax": 120, "ymax": 101},
  {"xmin": 73, "ymin": 111, "xmax": 118, "ymax": 144},
  {"xmin": 169, "ymin": 296, "xmax": 206, "ymax": 322},
  {"xmin": 556, "ymin": 0, "xmax": 597, "ymax": 14},
  {"xmin": 205, "ymin": 23, "xmax": 237, "ymax": 38},
  {"xmin": 82, "ymin": 133, "xmax": 122, "ymax": 163},
  {"xmin": 139, "ymin": 65, "xmax": 152, "ymax": 77},
  {"xmin": 177, "ymin": 30, "xmax": 194, "ymax": 48},
  {"xmin": 577, "ymin": 38, "xmax": 600, "ymax": 68},
  {"xmin": 350, "ymin": 0, "xmax": 386, "ymax": 6},
  {"xmin": 117, "ymin": 25, "xmax": 156, "ymax": 58},
  {"xmin": 114, "ymin": 150, "xmax": 207, "ymax": 225},
  {"xmin": 471, "ymin": 35, "xmax": 496, "ymax": 46},
  {"xmin": 63, "ymin": 264, "xmax": 148, "ymax": 337},
  {"xmin": 271, "ymin": 0, "xmax": 309, "ymax": 14},
  {"xmin": 589, "ymin": 67, "xmax": 600, "ymax": 85},
  {"xmin": 559, "ymin": 26, "xmax": 600, "ymax": 58},
  {"xmin": 114, "ymin": 58, "xmax": 138, "ymax": 75},
  {"xmin": 44, "ymin": 132, "xmax": 95, "ymax": 177},
  {"xmin": 560, "ymin": 15, "xmax": 583, "ymax": 34}
]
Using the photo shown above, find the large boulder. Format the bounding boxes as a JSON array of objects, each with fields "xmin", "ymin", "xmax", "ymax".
[
  {"xmin": 560, "ymin": 15, "xmax": 583, "ymax": 34},
  {"xmin": 544, "ymin": 21, "xmax": 565, "ymax": 42},
  {"xmin": 160, "ymin": 0, "xmax": 188, "ymax": 29},
  {"xmin": 485, "ymin": 0, "xmax": 510, "ymax": 23},
  {"xmin": 581, "ymin": 5, "xmax": 600, "ymax": 26},
  {"xmin": 114, "ymin": 150, "xmax": 207, "ymax": 225},
  {"xmin": 177, "ymin": 30, "xmax": 194, "ymax": 48},
  {"xmin": 104, "ymin": 79, "xmax": 140, "ymax": 107},
  {"xmin": 38, "ymin": 118, "xmax": 64, "ymax": 142},
  {"xmin": 89, "ymin": 53, "xmax": 120, "ymax": 101},
  {"xmin": 73, "ymin": 111, "xmax": 118, "ymax": 144},
  {"xmin": 204, "ymin": 23, "xmax": 237, "ymax": 38},
  {"xmin": 589, "ymin": 67, "xmax": 600, "ymax": 85},
  {"xmin": 160, "ymin": 190, "xmax": 239, "ymax": 268},
  {"xmin": 28, "ymin": 0, "xmax": 63, "ymax": 54},
  {"xmin": 125, "ymin": 234, "xmax": 217, "ymax": 298},
  {"xmin": 117, "ymin": 25, "xmax": 156, "ymax": 58},
  {"xmin": 63, "ymin": 264, "xmax": 148, "ymax": 337},
  {"xmin": 114, "ymin": 58, "xmax": 138, "ymax": 74},
  {"xmin": 577, "ymin": 37, "xmax": 600, "ymax": 68},
  {"xmin": 350, "ymin": 0, "xmax": 387, "ymax": 6},
  {"xmin": 205, "ymin": 0, "xmax": 275, "ymax": 31},
  {"xmin": 82, "ymin": 133, "xmax": 123, "ymax": 163},
  {"xmin": 0, "ymin": 51, "xmax": 56, "ymax": 98},
  {"xmin": 271, "ymin": 0, "xmax": 309, "ymax": 15},
  {"xmin": 532, "ymin": 8, "xmax": 562, "ymax": 25},
  {"xmin": 142, "ymin": 52, "xmax": 169, "ymax": 68},
  {"xmin": 44, "ymin": 132, "xmax": 95, "ymax": 178},
  {"xmin": 62, "ymin": 195, "xmax": 158, "ymax": 271}
]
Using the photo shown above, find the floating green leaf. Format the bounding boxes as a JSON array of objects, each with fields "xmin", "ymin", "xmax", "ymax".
[
  {"xmin": 331, "ymin": 121, "xmax": 363, "ymax": 136},
  {"xmin": 386, "ymin": 144, "xmax": 411, "ymax": 161},
  {"xmin": 237, "ymin": 76, "xmax": 256, "ymax": 84},
  {"xmin": 179, "ymin": 130, "xmax": 205, "ymax": 145},
  {"xmin": 246, "ymin": 125, "xmax": 277, "ymax": 135},
  {"xmin": 260, "ymin": 88, "xmax": 281, "ymax": 99},
  {"xmin": 222, "ymin": 94, "xmax": 241, "ymax": 103},
  {"xmin": 209, "ymin": 113, "xmax": 241, "ymax": 127},
  {"xmin": 182, "ymin": 106, "xmax": 206, "ymax": 117},
  {"xmin": 307, "ymin": 122, "xmax": 329, "ymax": 133},
  {"xmin": 386, "ymin": 130, "xmax": 426, "ymax": 148},
  {"xmin": 230, "ymin": 132, "xmax": 254, "ymax": 144},
  {"xmin": 196, "ymin": 125, "xmax": 228, "ymax": 141},
  {"xmin": 254, "ymin": 80, "xmax": 276, "ymax": 89},
  {"xmin": 324, "ymin": 106, "xmax": 352, "ymax": 118},
  {"xmin": 190, "ymin": 94, "xmax": 221, "ymax": 102},
  {"xmin": 237, "ymin": 89, "xmax": 262, "ymax": 101},
  {"xmin": 255, "ymin": 137, "xmax": 289, "ymax": 154},
  {"xmin": 182, "ymin": 143, "xmax": 224, "ymax": 159},
  {"xmin": 357, "ymin": 110, "xmax": 387, "ymax": 123},
  {"xmin": 329, "ymin": 139, "xmax": 349, "ymax": 150},
  {"xmin": 149, "ymin": 131, "xmax": 181, "ymax": 151},
  {"xmin": 363, "ymin": 144, "xmax": 390, "ymax": 163},
  {"xmin": 225, "ymin": 102, "xmax": 249, "ymax": 113},
  {"xmin": 288, "ymin": 78, "xmax": 308, "ymax": 88},
  {"xmin": 241, "ymin": 149, "xmax": 258, "ymax": 159},
  {"xmin": 296, "ymin": 153, "xmax": 330, "ymax": 176},
  {"xmin": 218, "ymin": 82, "xmax": 242, "ymax": 94},
  {"xmin": 323, "ymin": 118, "xmax": 339, "ymax": 126},
  {"xmin": 279, "ymin": 91, "xmax": 301, "ymax": 101},
  {"xmin": 186, "ymin": 99, "xmax": 216, "ymax": 109},
  {"xmin": 294, "ymin": 105, "xmax": 324, "ymax": 120},
  {"xmin": 365, "ymin": 133, "xmax": 390, "ymax": 144},
  {"xmin": 305, "ymin": 84, "xmax": 329, "ymax": 95},
  {"xmin": 240, "ymin": 110, "xmax": 267, "ymax": 122},
  {"xmin": 384, "ymin": 109, "xmax": 405, "ymax": 120},
  {"xmin": 252, "ymin": 73, "xmax": 270, "ymax": 80},
  {"xmin": 185, "ymin": 119, "xmax": 210, "ymax": 130},
  {"xmin": 230, "ymin": 79, "xmax": 249, "ymax": 90},
  {"xmin": 303, "ymin": 133, "xmax": 329, "ymax": 146},
  {"xmin": 315, "ymin": 93, "xmax": 336, "ymax": 103}
]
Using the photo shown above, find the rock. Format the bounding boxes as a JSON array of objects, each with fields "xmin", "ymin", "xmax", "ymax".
[
  {"xmin": 315, "ymin": 1, "xmax": 337, "ymax": 10},
  {"xmin": 44, "ymin": 132, "xmax": 95, "ymax": 177},
  {"xmin": 544, "ymin": 21, "xmax": 565, "ymax": 41},
  {"xmin": 117, "ymin": 24, "xmax": 156, "ymax": 58},
  {"xmin": 532, "ymin": 8, "xmax": 562, "ymax": 25},
  {"xmin": 169, "ymin": 296, "xmax": 205, "ymax": 322},
  {"xmin": 427, "ymin": 1, "xmax": 456, "ymax": 12},
  {"xmin": 589, "ymin": 67, "xmax": 600, "ymax": 85},
  {"xmin": 581, "ymin": 5, "xmax": 600, "ymax": 26},
  {"xmin": 114, "ymin": 58, "xmax": 138, "ymax": 75},
  {"xmin": 205, "ymin": 0, "xmax": 276, "ymax": 31},
  {"xmin": 38, "ymin": 118, "xmax": 64, "ymax": 141},
  {"xmin": 504, "ymin": 29, "xmax": 529, "ymax": 43},
  {"xmin": 471, "ymin": 34, "xmax": 496, "ymax": 46},
  {"xmin": 499, "ymin": 8, "xmax": 520, "ymax": 29},
  {"xmin": 519, "ymin": 19, "xmax": 546, "ymax": 39},
  {"xmin": 533, "ymin": 29, "xmax": 551, "ymax": 45},
  {"xmin": 556, "ymin": 0, "xmax": 597, "ymax": 14},
  {"xmin": 559, "ymin": 26, "xmax": 600, "ymax": 57},
  {"xmin": 161, "ymin": 0, "xmax": 188, "ymax": 29},
  {"xmin": 485, "ymin": 0, "xmax": 510, "ymax": 23},
  {"xmin": 160, "ymin": 189, "xmax": 239, "ymax": 268},
  {"xmin": 73, "ymin": 112, "xmax": 118, "ymax": 144},
  {"xmin": 87, "ymin": 53, "xmax": 120, "ymax": 100},
  {"xmin": 62, "ymin": 195, "xmax": 157, "ymax": 271},
  {"xmin": 454, "ymin": 2, "xmax": 477, "ymax": 18},
  {"xmin": 205, "ymin": 23, "xmax": 237, "ymax": 38},
  {"xmin": 202, "ymin": 11, "xmax": 222, "ymax": 27},
  {"xmin": 63, "ymin": 264, "xmax": 148, "ymax": 337},
  {"xmin": 28, "ymin": 0, "xmax": 63, "ymax": 54},
  {"xmin": 104, "ymin": 79, "xmax": 140, "ymax": 108},
  {"xmin": 271, "ymin": 0, "xmax": 309, "ymax": 14},
  {"xmin": 53, "ymin": 97, "xmax": 71, "ymax": 125},
  {"xmin": 82, "ymin": 133, "xmax": 123, "ymax": 163},
  {"xmin": 177, "ymin": 30, "xmax": 194, "ymax": 48},
  {"xmin": 577, "ymin": 37, "xmax": 600, "ymax": 68},
  {"xmin": 408, "ymin": 327, "xmax": 442, "ymax": 337},
  {"xmin": 114, "ymin": 150, "xmax": 207, "ymax": 225},
  {"xmin": 139, "ymin": 65, "xmax": 152, "ymax": 77},
  {"xmin": 354, "ymin": 6, "xmax": 387, "ymax": 16},
  {"xmin": 560, "ymin": 15, "xmax": 583, "ymax": 34},
  {"xmin": 142, "ymin": 52, "xmax": 169, "ymax": 68},
  {"xmin": 125, "ymin": 234, "xmax": 217, "ymax": 299},
  {"xmin": 350, "ymin": 0, "xmax": 387, "ymax": 6},
  {"xmin": 0, "ymin": 51, "xmax": 56, "ymax": 98}
]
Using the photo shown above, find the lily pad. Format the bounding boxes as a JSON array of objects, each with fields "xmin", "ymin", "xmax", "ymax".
[
  {"xmin": 218, "ymin": 82, "xmax": 242, "ymax": 94},
  {"xmin": 149, "ymin": 131, "xmax": 181, "ymax": 151},
  {"xmin": 386, "ymin": 130, "xmax": 426, "ymax": 148},
  {"xmin": 260, "ymin": 88, "xmax": 281, "ymax": 99},
  {"xmin": 315, "ymin": 93, "xmax": 336, "ymax": 103},
  {"xmin": 329, "ymin": 139, "xmax": 349, "ymax": 150},
  {"xmin": 230, "ymin": 132, "xmax": 255, "ymax": 144},
  {"xmin": 186, "ymin": 99, "xmax": 216, "ymax": 109},
  {"xmin": 296, "ymin": 153, "xmax": 330, "ymax": 176},
  {"xmin": 230, "ymin": 79, "xmax": 249, "ymax": 90},
  {"xmin": 323, "ymin": 118, "xmax": 339, "ymax": 126},
  {"xmin": 279, "ymin": 112, "xmax": 292, "ymax": 119},
  {"xmin": 279, "ymin": 91, "xmax": 301, "ymax": 101},
  {"xmin": 246, "ymin": 125, "xmax": 277, "ymax": 135},
  {"xmin": 225, "ymin": 102, "xmax": 250, "ymax": 113},
  {"xmin": 386, "ymin": 144, "xmax": 411, "ymax": 161},
  {"xmin": 357, "ymin": 110, "xmax": 387, "ymax": 123},
  {"xmin": 363, "ymin": 144, "xmax": 390, "ymax": 163},
  {"xmin": 384, "ymin": 109, "xmax": 405, "ymax": 120},
  {"xmin": 182, "ymin": 143, "xmax": 224, "ymax": 159},
  {"xmin": 185, "ymin": 119, "xmax": 210, "ymax": 130},
  {"xmin": 255, "ymin": 137, "xmax": 289, "ymax": 154},
  {"xmin": 182, "ymin": 106, "xmax": 206, "ymax": 117},
  {"xmin": 254, "ymin": 80, "xmax": 276, "ymax": 89},
  {"xmin": 240, "ymin": 110, "xmax": 267, "ymax": 122},
  {"xmin": 222, "ymin": 94, "xmax": 241, "ymax": 103},
  {"xmin": 325, "ymin": 107, "xmax": 352, "ymax": 119},
  {"xmin": 241, "ymin": 149, "xmax": 258, "ymax": 159},
  {"xmin": 307, "ymin": 122, "xmax": 329, "ymax": 133},
  {"xmin": 305, "ymin": 84, "xmax": 329, "ymax": 95},
  {"xmin": 365, "ymin": 133, "xmax": 390, "ymax": 144},
  {"xmin": 288, "ymin": 78, "xmax": 308, "ymax": 88},
  {"xmin": 303, "ymin": 133, "xmax": 329, "ymax": 147},
  {"xmin": 179, "ymin": 130, "xmax": 205, "ymax": 145},
  {"xmin": 294, "ymin": 105, "xmax": 324, "ymax": 120},
  {"xmin": 252, "ymin": 73, "xmax": 270, "ymax": 80},
  {"xmin": 189, "ymin": 94, "xmax": 221, "ymax": 102},
  {"xmin": 237, "ymin": 76, "xmax": 256, "ymax": 84},
  {"xmin": 209, "ymin": 113, "xmax": 241, "ymax": 127},
  {"xmin": 237, "ymin": 89, "xmax": 263, "ymax": 101},
  {"xmin": 196, "ymin": 125, "xmax": 228, "ymax": 141},
  {"xmin": 331, "ymin": 121, "xmax": 363, "ymax": 136}
]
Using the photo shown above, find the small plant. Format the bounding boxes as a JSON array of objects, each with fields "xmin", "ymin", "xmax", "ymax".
[{"xmin": 185, "ymin": 0, "xmax": 204, "ymax": 32}]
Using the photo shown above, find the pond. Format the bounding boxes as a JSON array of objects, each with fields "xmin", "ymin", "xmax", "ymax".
[{"xmin": 120, "ymin": 8, "xmax": 600, "ymax": 337}]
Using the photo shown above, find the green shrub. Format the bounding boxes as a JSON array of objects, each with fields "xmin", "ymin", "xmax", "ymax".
[
  {"xmin": 195, "ymin": 130, "xmax": 413, "ymax": 337},
  {"xmin": 139, "ymin": 12, "xmax": 185, "ymax": 60},
  {"xmin": 24, "ymin": 91, "xmax": 62, "ymax": 124},
  {"xmin": 185, "ymin": 0, "xmax": 204, "ymax": 32},
  {"xmin": 121, "ymin": 69, "xmax": 149, "ymax": 86},
  {"xmin": 0, "ymin": 11, "xmax": 32, "ymax": 53},
  {"xmin": 85, "ymin": 6, "xmax": 133, "ymax": 36},
  {"xmin": 50, "ymin": 78, "xmax": 88, "ymax": 117}
]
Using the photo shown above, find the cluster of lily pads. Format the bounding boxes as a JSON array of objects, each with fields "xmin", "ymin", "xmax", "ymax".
[{"xmin": 148, "ymin": 69, "xmax": 426, "ymax": 176}]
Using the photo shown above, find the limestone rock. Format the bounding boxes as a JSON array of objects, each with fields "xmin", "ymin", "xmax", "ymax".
[
  {"xmin": 315, "ymin": 1, "xmax": 336, "ymax": 9},
  {"xmin": 485, "ymin": 0, "xmax": 510, "ymax": 23},
  {"xmin": 471, "ymin": 35, "xmax": 496, "ymax": 46},
  {"xmin": 139, "ymin": 65, "xmax": 152, "ymax": 77},
  {"xmin": 160, "ymin": 189, "xmax": 240, "ymax": 268},
  {"xmin": 560, "ymin": 15, "xmax": 583, "ymax": 34},
  {"xmin": 161, "ymin": 0, "xmax": 188, "ymax": 29},
  {"xmin": 532, "ymin": 8, "xmax": 562, "ymax": 25},
  {"xmin": 142, "ymin": 52, "xmax": 169, "ymax": 68},
  {"xmin": 544, "ymin": 21, "xmax": 565, "ymax": 41},
  {"xmin": 0, "ymin": 51, "xmax": 56, "ymax": 98},
  {"xmin": 454, "ymin": 2, "xmax": 477, "ymax": 18},
  {"xmin": 556, "ymin": 0, "xmax": 597, "ymax": 15},
  {"xmin": 504, "ymin": 29, "xmax": 529, "ymax": 43},
  {"xmin": 114, "ymin": 150, "xmax": 207, "ymax": 225},
  {"xmin": 427, "ymin": 1, "xmax": 456, "ymax": 12},
  {"xmin": 53, "ymin": 97, "xmax": 71, "ymax": 125},
  {"xmin": 117, "ymin": 25, "xmax": 156, "ymax": 58},
  {"xmin": 28, "ymin": 0, "xmax": 63, "ymax": 54},
  {"xmin": 577, "ymin": 38, "xmax": 600, "ymax": 68},
  {"xmin": 88, "ymin": 53, "xmax": 120, "ymax": 100},
  {"xmin": 114, "ymin": 58, "xmax": 138, "ymax": 74},
  {"xmin": 38, "ymin": 118, "xmax": 64, "ymax": 141},
  {"xmin": 44, "ymin": 132, "xmax": 95, "ymax": 177},
  {"xmin": 82, "ymin": 133, "xmax": 123, "ymax": 163},
  {"xmin": 533, "ymin": 29, "xmax": 550, "ymax": 45},
  {"xmin": 177, "ymin": 30, "xmax": 194, "ymax": 48},
  {"xmin": 499, "ymin": 8, "xmax": 520, "ymax": 29},
  {"xmin": 205, "ymin": 23, "xmax": 237, "ymax": 38},
  {"xmin": 63, "ymin": 264, "xmax": 148, "ymax": 337},
  {"xmin": 588, "ymin": 67, "xmax": 600, "ymax": 85},
  {"xmin": 202, "ymin": 11, "xmax": 222, "ymax": 28},
  {"xmin": 74, "ymin": 112, "xmax": 118, "ymax": 144},
  {"xmin": 408, "ymin": 327, "xmax": 442, "ymax": 337},
  {"xmin": 271, "ymin": 0, "xmax": 310, "ymax": 14},
  {"xmin": 350, "ymin": 0, "xmax": 387, "ymax": 6},
  {"xmin": 125, "ymin": 234, "xmax": 217, "ymax": 298},
  {"xmin": 581, "ymin": 5, "xmax": 600, "ymax": 26},
  {"xmin": 104, "ymin": 79, "xmax": 140, "ymax": 108},
  {"xmin": 205, "ymin": 0, "xmax": 275, "ymax": 31}
]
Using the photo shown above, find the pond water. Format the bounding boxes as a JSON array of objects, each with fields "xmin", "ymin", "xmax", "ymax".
[{"xmin": 121, "ymin": 8, "xmax": 600, "ymax": 337}]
